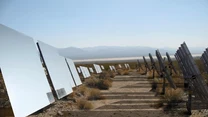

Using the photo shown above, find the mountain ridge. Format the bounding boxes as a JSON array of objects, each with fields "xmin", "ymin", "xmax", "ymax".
[{"xmin": 58, "ymin": 46, "xmax": 204, "ymax": 60}]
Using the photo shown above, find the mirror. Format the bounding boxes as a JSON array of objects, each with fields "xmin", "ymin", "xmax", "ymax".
[
  {"xmin": 66, "ymin": 59, "xmax": 82, "ymax": 86},
  {"xmin": 37, "ymin": 41, "xmax": 74, "ymax": 99},
  {"xmin": 0, "ymin": 24, "xmax": 54, "ymax": 117}
]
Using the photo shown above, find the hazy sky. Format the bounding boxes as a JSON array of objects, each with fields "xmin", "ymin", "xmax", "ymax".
[{"xmin": 0, "ymin": 0, "xmax": 208, "ymax": 48}]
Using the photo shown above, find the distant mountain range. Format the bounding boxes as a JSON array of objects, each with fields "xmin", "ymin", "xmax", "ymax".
[{"xmin": 58, "ymin": 46, "xmax": 205, "ymax": 60}]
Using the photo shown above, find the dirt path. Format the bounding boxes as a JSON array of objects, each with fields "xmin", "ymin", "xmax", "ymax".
[
  {"xmin": 64, "ymin": 74, "xmax": 175, "ymax": 117},
  {"xmin": 28, "ymin": 72, "xmax": 208, "ymax": 117}
]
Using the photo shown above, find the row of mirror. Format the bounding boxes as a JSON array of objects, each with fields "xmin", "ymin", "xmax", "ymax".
[
  {"xmin": 0, "ymin": 24, "xmax": 85, "ymax": 117},
  {"xmin": 0, "ymin": 24, "xmax": 134, "ymax": 117}
]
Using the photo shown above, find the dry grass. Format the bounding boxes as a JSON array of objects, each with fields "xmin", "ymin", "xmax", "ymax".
[
  {"xmin": 85, "ymin": 77, "xmax": 99, "ymax": 88},
  {"xmin": 154, "ymin": 88, "xmax": 184, "ymax": 109},
  {"xmin": 117, "ymin": 69, "xmax": 123, "ymax": 75},
  {"xmin": 84, "ymin": 75, "xmax": 112, "ymax": 90},
  {"xmin": 73, "ymin": 85, "xmax": 105, "ymax": 101},
  {"xmin": 163, "ymin": 88, "xmax": 183, "ymax": 103},
  {"xmin": 77, "ymin": 85, "xmax": 87, "ymax": 95},
  {"xmin": 99, "ymin": 71, "xmax": 116, "ymax": 79},
  {"xmin": 87, "ymin": 88, "xmax": 105, "ymax": 100},
  {"xmin": 123, "ymin": 70, "xmax": 129, "ymax": 75},
  {"xmin": 76, "ymin": 98, "xmax": 93, "ymax": 110},
  {"xmin": 99, "ymin": 71, "xmax": 110, "ymax": 79},
  {"xmin": 128, "ymin": 69, "xmax": 133, "ymax": 72},
  {"xmin": 97, "ymin": 79, "xmax": 112, "ymax": 90},
  {"xmin": 117, "ymin": 69, "xmax": 129, "ymax": 75},
  {"xmin": 108, "ymin": 71, "xmax": 116, "ymax": 78}
]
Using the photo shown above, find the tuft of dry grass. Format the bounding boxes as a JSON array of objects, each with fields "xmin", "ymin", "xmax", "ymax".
[
  {"xmin": 117, "ymin": 69, "xmax": 129, "ymax": 75},
  {"xmin": 85, "ymin": 77, "xmax": 99, "ymax": 88},
  {"xmin": 117, "ymin": 69, "xmax": 123, "ymax": 75},
  {"xmin": 76, "ymin": 98, "xmax": 93, "ymax": 110},
  {"xmin": 109, "ymin": 71, "xmax": 116, "ymax": 78},
  {"xmin": 154, "ymin": 88, "xmax": 184, "ymax": 109},
  {"xmin": 87, "ymin": 88, "xmax": 105, "ymax": 100},
  {"xmin": 84, "ymin": 75, "xmax": 112, "ymax": 90},
  {"xmin": 97, "ymin": 79, "xmax": 112, "ymax": 90},
  {"xmin": 123, "ymin": 70, "xmax": 129, "ymax": 75},
  {"xmin": 163, "ymin": 88, "xmax": 183, "ymax": 103},
  {"xmin": 128, "ymin": 69, "xmax": 133, "ymax": 72}
]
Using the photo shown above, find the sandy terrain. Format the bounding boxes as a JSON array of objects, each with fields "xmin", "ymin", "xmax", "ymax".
[
  {"xmin": 2, "ymin": 71, "xmax": 208, "ymax": 117},
  {"xmin": 60, "ymin": 73, "xmax": 186, "ymax": 117}
]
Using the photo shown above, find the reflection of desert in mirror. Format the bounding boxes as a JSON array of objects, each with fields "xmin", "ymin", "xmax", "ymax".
[
  {"xmin": 0, "ymin": 72, "xmax": 13, "ymax": 117},
  {"xmin": 1, "ymin": 1, "xmax": 208, "ymax": 117}
]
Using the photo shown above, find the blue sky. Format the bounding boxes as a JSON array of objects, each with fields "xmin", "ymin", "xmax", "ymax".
[{"xmin": 0, "ymin": 0, "xmax": 208, "ymax": 48}]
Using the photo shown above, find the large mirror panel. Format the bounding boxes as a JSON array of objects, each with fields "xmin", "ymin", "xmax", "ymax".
[
  {"xmin": 66, "ymin": 59, "xmax": 82, "ymax": 86},
  {"xmin": 0, "ymin": 24, "xmax": 54, "ymax": 117},
  {"xmin": 37, "ymin": 41, "xmax": 74, "ymax": 99}
]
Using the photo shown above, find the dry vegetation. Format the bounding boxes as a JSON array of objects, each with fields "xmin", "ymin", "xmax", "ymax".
[
  {"xmin": 73, "ymin": 71, "xmax": 115, "ymax": 110},
  {"xmin": 76, "ymin": 98, "xmax": 93, "ymax": 110},
  {"xmin": 87, "ymin": 88, "xmax": 105, "ymax": 100},
  {"xmin": 84, "ymin": 71, "xmax": 113, "ymax": 90},
  {"xmin": 73, "ymin": 85, "xmax": 104, "ymax": 110},
  {"xmin": 117, "ymin": 69, "xmax": 130, "ymax": 75}
]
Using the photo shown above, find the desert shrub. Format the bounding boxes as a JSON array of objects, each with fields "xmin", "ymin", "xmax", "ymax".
[
  {"xmin": 123, "ymin": 70, "xmax": 129, "ymax": 75},
  {"xmin": 152, "ymin": 99, "xmax": 164, "ymax": 108},
  {"xmin": 97, "ymin": 79, "xmax": 112, "ymax": 90},
  {"xmin": 84, "ymin": 76, "xmax": 112, "ymax": 90},
  {"xmin": 128, "ymin": 69, "xmax": 133, "ymax": 72},
  {"xmin": 108, "ymin": 71, "xmax": 116, "ymax": 78},
  {"xmin": 154, "ymin": 88, "xmax": 184, "ymax": 110},
  {"xmin": 76, "ymin": 98, "xmax": 93, "ymax": 110},
  {"xmin": 87, "ymin": 88, "xmax": 105, "ymax": 100},
  {"xmin": 76, "ymin": 85, "xmax": 88, "ymax": 95},
  {"xmin": 172, "ymin": 78, "xmax": 184, "ymax": 87},
  {"xmin": 164, "ymin": 88, "xmax": 183, "ymax": 103},
  {"xmin": 99, "ymin": 71, "xmax": 110, "ymax": 79},
  {"xmin": 117, "ymin": 69, "xmax": 123, "ymax": 75},
  {"xmin": 85, "ymin": 77, "xmax": 99, "ymax": 88}
]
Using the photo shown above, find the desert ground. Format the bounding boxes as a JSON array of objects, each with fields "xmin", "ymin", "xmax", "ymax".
[{"xmin": 27, "ymin": 69, "xmax": 208, "ymax": 117}]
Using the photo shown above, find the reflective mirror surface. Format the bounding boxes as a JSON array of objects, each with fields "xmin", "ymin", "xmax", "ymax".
[
  {"xmin": 37, "ymin": 41, "xmax": 74, "ymax": 99},
  {"xmin": 66, "ymin": 59, "xmax": 82, "ymax": 86},
  {"xmin": 0, "ymin": 24, "xmax": 54, "ymax": 117},
  {"xmin": 89, "ymin": 68, "xmax": 94, "ymax": 73},
  {"xmin": 109, "ymin": 66, "xmax": 113, "ymax": 71},
  {"xmin": 101, "ymin": 65, "xmax": 105, "ymax": 70},
  {"xmin": 93, "ymin": 64, "xmax": 102, "ymax": 73},
  {"xmin": 124, "ymin": 64, "xmax": 128, "ymax": 68},
  {"xmin": 98, "ymin": 65, "xmax": 102, "ymax": 73},
  {"xmin": 80, "ymin": 66, "xmax": 90, "ymax": 78},
  {"xmin": 119, "ymin": 64, "xmax": 122, "ymax": 68},
  {"xmin": 84, "ymin": 67, "xmax": 91, "ymax": 77},
  {"xmin": 77, "ymin": 67, "xmax": 81, "ymax": 73},
  {"xmin": 80, "ymin": 66, "xmax": 87, "ymax": 78}
]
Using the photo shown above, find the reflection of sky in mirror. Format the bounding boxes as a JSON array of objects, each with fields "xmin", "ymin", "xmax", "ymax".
[
  {"xmin": 37, "ymin": 41, "xmax": 74, "ymax": 99},
  {"xmin": 93, "ymin": 64, "xmax": 102, "ymax": 73},
  {"xmin": 77, "ymin": 67, "xmax": 81, "ymax": 73},
  {"xmin": 0, "ymin": 24, "xmax": 53, "ymax": 117},
  {"xmin": 85, "ymin": 67, "xmax": 91, "ymax": 77},
  {"xmin": 66, "ymin": 59, "xmax": 82, "ymax": 86},
  {"xmin": 80, "ymin": 66, "xmax": 87, "ymax": 78},
  {"xmin": 89, "ymin": 68, "xmax": 94, "ymax": 73}
]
